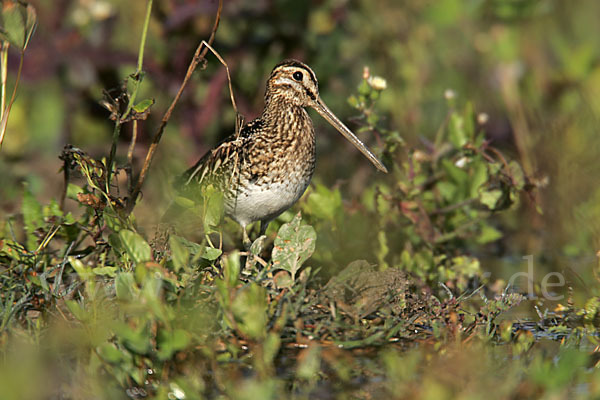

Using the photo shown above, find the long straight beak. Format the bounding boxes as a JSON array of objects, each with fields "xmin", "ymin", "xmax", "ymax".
[{"xmin": 313, "ymin": 97, "xmax": 388, "ymax": 173}]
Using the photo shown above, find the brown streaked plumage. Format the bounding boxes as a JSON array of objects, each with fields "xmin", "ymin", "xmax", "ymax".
[{"xmin": 174, "ymin": 59, "xmax": 387, "ymax": 245}]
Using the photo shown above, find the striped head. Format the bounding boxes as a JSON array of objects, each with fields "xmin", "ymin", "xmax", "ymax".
[
  {"xmin": 264, "ymin": 59, "xmax": 388, "ymax": 173},
  {"xmin": 266, "ymin": 59, "xmax": 320, "ymax": 107}
]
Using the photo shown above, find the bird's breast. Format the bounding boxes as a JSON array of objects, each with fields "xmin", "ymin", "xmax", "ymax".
[
  {"xmin": 220, "ymin": 107, "xmax": 317, "ymax": 226},
  {"xmin": 228, "ymin": 172, "xmax": 312, "ymax": 227}
]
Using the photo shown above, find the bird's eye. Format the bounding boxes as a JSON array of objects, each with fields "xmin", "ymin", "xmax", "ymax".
[{"xmin": 292, "ymin": 71, "xmax": 303, "ymax": 81}]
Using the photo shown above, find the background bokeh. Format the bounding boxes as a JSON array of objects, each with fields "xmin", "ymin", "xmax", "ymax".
[{"xmin": 1, "ymin": 0, "xmax": 600, "ymax": 292}]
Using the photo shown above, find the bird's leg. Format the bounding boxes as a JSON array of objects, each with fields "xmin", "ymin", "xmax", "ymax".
[
  {"xmin": 242, "ymin": 224, "xmax": 251, "ymax": 249},
  {"xmin": 259, "ymin": 219, "xmax": 271, "ymax": 237}
]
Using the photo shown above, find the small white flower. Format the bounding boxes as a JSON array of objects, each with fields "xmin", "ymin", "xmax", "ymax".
[
  {"xmin": 444, "ymin": 89, "xmax": 456, "ymax": 100},
  {"xmin": 368, "ymin": 76, "xmax": 387, "ymax": 90},
  {"xmin": 362, "ymin": 66, "xmax": 370, "ymax": 80},
  {"xmin": 477, "ymin": 112, "xmax": 489, "ymax": 125},
  {"xmin": 90, "ymin": 1, "xmax": 114, "ymax": 20},
  {"xmin": 168, "ymin": 384, "xmax": 186, "ymax": 400},
  {"xmin": 455, "ymin": 157, "xmax": 468, "ymax": 168}
]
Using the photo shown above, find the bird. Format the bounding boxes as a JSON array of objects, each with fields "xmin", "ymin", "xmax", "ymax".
[{"xmin": 168, "ymin": 59, "xmax": 387, "ymax": 246}]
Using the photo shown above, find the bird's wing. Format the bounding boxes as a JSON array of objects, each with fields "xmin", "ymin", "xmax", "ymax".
[
  {"xmin": 177, "ymin": 118, "xmax": 263, "ymax": 190},
  {"xmin": 178, "ymin": 135, "xmax": 245, "ymax": 190}
]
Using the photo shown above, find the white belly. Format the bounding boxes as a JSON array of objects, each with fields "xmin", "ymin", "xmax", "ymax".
[{"xmin": 227, "ymin": 179, "xmax": 310, "ymax": 227}]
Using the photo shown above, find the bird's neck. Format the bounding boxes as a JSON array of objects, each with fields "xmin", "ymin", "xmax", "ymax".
[
  {"xmin": 247, "ymin": 96, "xmax": 316, "ymax": 171},
  {"xmin": 261, "ymin": 96, "xmax": 314, "ymax": 143}
]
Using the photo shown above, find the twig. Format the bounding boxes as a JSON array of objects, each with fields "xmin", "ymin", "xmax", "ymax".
[
  {"xmin": 127, "ymin": 120, "xmax": 139, "ymax": 192},
  {"xmin": 199, "ymin": 40, "xmax": 239, "ymax": 115},
  {"xmin": 126, "ymin": 0, "xmax": 223, "ymax": 213}
]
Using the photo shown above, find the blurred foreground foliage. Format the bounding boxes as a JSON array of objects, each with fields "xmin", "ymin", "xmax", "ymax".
[{"xmin": 2, "ymin": 0, "xmax": 600, "ymax": 399}]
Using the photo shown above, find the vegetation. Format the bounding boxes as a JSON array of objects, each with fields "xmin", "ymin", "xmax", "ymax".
[{"xmin": 2, "ymin": 0, "xmax": 600, "ymax": 398}]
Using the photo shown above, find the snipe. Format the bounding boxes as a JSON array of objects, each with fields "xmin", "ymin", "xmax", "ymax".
[{"xmin": 171, "ymin": 59, "xmax": 387, "ymax": 245}]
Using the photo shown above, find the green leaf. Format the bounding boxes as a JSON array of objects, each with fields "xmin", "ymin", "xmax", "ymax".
[
  {"xmin": 115, "ymin": 322, "xmax": 151, "ymax": 355},
  {"xmin": 477, "ymin": 224, "xmax": 503, "ymax": 244},
  {"xmin": 133, "ymin": 98, "xmax": 155, "ymax": 113},
  {"xmin": 263, "ymin": 332, "xmax": 281, "ymax": 365},
  {"xmin": 273, "ymin": 271, "xmax": 293, "ymax": 289},
  {"xmin": 169, "ymin": 235, "xmax": 190, "ymax": 272},
  {"xmin": 272, "ymin": 212, "xmax": 316, "ymax": 280},
  {"xmin": 43, "ymin": 199, "xmax": 63, "ymax": 219},
  {"xmin": 66, "ymin": 183, "xmax": 83, "ymax": 200},
  {"xmin": 0, "ymin": 1, "xmax": 37, "ymax": 50},
  {"xmin": 508, "ymin": 160, "xmax": 525, "ymax": 190},
  {"xmin": 436, "ymin": 181, "xmax": 456, "ymax": 202},
  {"xmin": 231, "ymin": 283, "xmax": 268, "ymax": 340},
  {"xmin": 296, "ymin": 345, "xmax": 321, "ymax": 380},
  {"xmin": 305, "ymin": 184, "xmax": 342, "ymax": 220},
  {"xmin": 202, "ymin": 185, "xmax": 224, "ymax": 232},
  {"xmin": 173, "ymin": 195, "xmax": 195, "ymax": 210},
  {"xmin": 22, "ymin": 185, "xmax": 43, "ymax": 249},
  {"xmin": 93, "ymin": 266, "xmax": 117, "ymax": 277},
  {"xmin": 69, "ymin": 257, "xmax": 93, "ymax": 281},
  {"xmin": 157, "ymin": 329, "xmax": 190, "ymax": 360},
  {"xmin": 479, "ymin": 189, "xmax": 503, "ymax": 210},
  {"xmin": 97, "ymin": 343, "xmax": 125, "ymax": 364},
  {"xmin": 65, "ymin": 299, "xmax": 90, "ymax": 322},
  {"xmin": 115, "ymin": 272, "xmax": 137, "ymax": 302},
  {"xmin": 448, "ymin": 113, "xmax": 467, "ymax": 148},
  {"xmin": 103, "ymin": 208, "xmax": 125, "ymax": 232},
  {"xmin": 222, "ymin": 251, "xmax": 240, "ymax": 288},
  {"xmin": 119, "ymin": 229, "xmax": 151, "ymax": 264},
  {"xmin": 469, "ymin": 160, "xmax": 488, "ymax": 197},
  {"xmin": 347, "ymin": 95, "xmax": 359, "ymax": 109},
  {"xmin": 463, "ymin": 102, "xmax": 475, "ymax": 141},
  {"xmin": 202, "ymin": 246, "xmax": 222, "ymax": 261}
]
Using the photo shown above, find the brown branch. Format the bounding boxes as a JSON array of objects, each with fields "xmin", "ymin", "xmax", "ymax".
[{"xmin": 126, "ymin": 0, "xmax": 223, "ymax": 213}]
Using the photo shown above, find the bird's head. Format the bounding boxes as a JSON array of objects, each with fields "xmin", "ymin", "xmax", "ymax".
[{"xmin": 265, "ymin": 59, "xmax": 388, "ymax": 173}]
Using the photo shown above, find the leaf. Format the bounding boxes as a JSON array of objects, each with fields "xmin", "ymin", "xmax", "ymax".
[
  {"xmin": 296, "ymin": 345, "xmax": 321, "ymax": 380},
  {"xmin": 65, "ymin": 299, "xmax": 87, "ymax": 322},
  {"xmin": 477, "ymin": 224, "xmax": 503, "ymax": 244},
  {"xmin": 97, "ymin": 343, "xmax": 125, "ymax": 364},
  {"xmin": 202, "ymin": 246, "xmax": 222, "ymax": 261},
  {"xmin": 69, "ymin": 257, "xmax": 93, "ymax": 281},
  {"xmin": 119, "ymin": 229, "xmax": 151, "ymax": 264},
  {"xmin": 93, "ymin": 266, "xmax": 117, "ymax": 277},
  {"xmin": 273, "ymin": 271, "xmax": 293, "ymax": 289},
  {"xmin": 479, "ymin": 189, "xmax": 503, "ymax": 210},
  {"xmin": 469, "ymin": 160, "xmax": 488, "ymax": 197},
  {"xmin": 115, "ymin": 272, "xmax": 137, "ymax": 301},
  {"xmin": 508, "ymin": 160, "xmax": 525, "ymax": 190},
  {"xmin": 104, "ymin": 208, "xmax": 125, "ymax": 232},
  {"xmin": 222, "ymin": 251, "xmax": 240, "ymax": 287},
  {"xmin": 272, "ymin": 212, "xmax": 316, "ymax": 280},
  {"xmin": 262, "ymin": 332, "xmax": 281, "ymax": 365},
  {"xmin": 448, "ymin": 113, "xmax": 467, "ymax": 148},
  {"xmin": 157, "ymin": 329, "xmax": 190, "ymax": 360},
  {"xmin": 169, "ymin": 235, "xmax": 190, "ymax": 272},
  {"xmin": 133, "ymin": 98, "xmax": 154, "ymax": 113},
  {"xmin": 114, "ymin": 322, "xmax": 151, "ymax": 355},
  {"xmin": 0, "ymin": 0, "xmax": 37, "ymax": 50},
  {"xmin": 231, "ymin": 283, "xmax": 268, "ymax": 340},
  {"xmin": 21, "ymin": 185, "xmax": 42, "ymax": 249},
  {"xmin": 305, "ymin": 184, "xmax": 342, "ymax": 220}
]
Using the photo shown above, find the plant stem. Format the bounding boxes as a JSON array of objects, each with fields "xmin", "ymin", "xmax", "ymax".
[
  {"xmin": 106, "ymin": 121, "xmax": 122, "ymax": 188},
  {"xmin": 121, "ymin": 0, "xmax": 153, "ymax": 123},
  {"xmin": 127, "ymin": 0, "xmax": 223, "ymax": 213},
  {"xmin": 106, "ymin": 0, "xmax": 153, "ymax": 186},
  {"xmin": 127, "ymin": 120, "xmax": 139, "ymax": 192},
  {"xmin": 0, "ymin": 48, "xmax": 23, "ymax": 148},
  {"xmin": 0, "ymin": 42, "xmax": 8, "ymax": 123}
]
